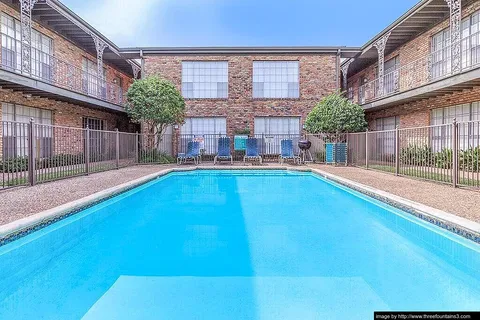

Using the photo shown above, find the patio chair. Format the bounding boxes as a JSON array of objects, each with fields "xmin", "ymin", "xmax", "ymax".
[
  {"xmin": 279, "ymin": 139, "xmax": 300, "ymax": 164},
  {"xmin": 177, "ymin": 141, "xmax": 200, "ymax": 165},
  {"xmin": 214, "ymin": 137, "xmax": 233, "ymax": 165},
  {"xmin": 243, "ymin": 138, "xmax": 262, "ymax": 165}
]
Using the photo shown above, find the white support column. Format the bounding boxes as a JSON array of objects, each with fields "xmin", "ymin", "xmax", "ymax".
[
  {"xmin": 445, "ymin": 0, "xmax": 462, "ymax": 74},
  {"xmin": 91, "ymin": 35, "xmax": 108, "ymax": 81},
  {"xmin": 19, "ymin": 0, "xmax": 38, "ymax": 74},
  {"xmin": 90, "ymin": 34, "xmax": 108, "ymax": 98},
  {"xmin": 341, "ymin": 59, "xmax": 353, "ymax": 94},
  {"xmin": 373, "ymin": 31, "xmax": 391, "ymax": 98},
  {"xmin": 128, "ymin": 60, "xmax": 141, "ymax": 80}
]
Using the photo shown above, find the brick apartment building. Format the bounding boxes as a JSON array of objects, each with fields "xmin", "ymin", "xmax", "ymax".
[
  {"xmin": 0, "ymin": 0, "xmax": 139, "ymax": 157},
  {"xmin": 120, "ymin": 47, "xmax": 359, "ymax": 138},
  {"xmin": 4, "ymin": 0, "xmax": 479, "ymax": 160},
  {"xmin": 343, "ymin": 0, "xmax": 480, "ymax": 132}
]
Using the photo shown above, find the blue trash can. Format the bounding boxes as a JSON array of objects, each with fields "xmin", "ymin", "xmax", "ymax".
[{"xmin": 325, "ymin": 143, "xmax": 348, "ymax": 165}]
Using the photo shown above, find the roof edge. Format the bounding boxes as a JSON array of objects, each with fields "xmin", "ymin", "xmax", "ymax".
[
  {"xmin": 120, "ymin": 46, "xmax": 361, "ymax": 58},
  {"xmin": 358, "ymin": 0, "xmax": 434, "ymax": 52}
]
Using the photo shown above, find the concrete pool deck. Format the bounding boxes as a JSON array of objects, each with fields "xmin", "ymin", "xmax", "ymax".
[{"xmin": 0, "ymin": 164, "xmax": 479, "ymax": 238}]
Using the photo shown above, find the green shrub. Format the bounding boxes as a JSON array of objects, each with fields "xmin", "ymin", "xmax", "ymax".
[
  {"xmin": 434, "ymin": 149, "xmax": 453, "ymax": 169},
  {"xmin": 0, "ymin": 157, "xmax": 29, "ymax": 172},
  {"xmin": 1, "ymin": 153, "xmax": 87, "ymax": 172},
  {"xmin": 139, "ymin": 150, "xmax": 175, "ymax": 164},
  {"xmin": 305, "ymin": 93, "xmax": 367, "ymax": 134},
  {"xmin": 400, "ymin": 145, "xmax": 434, "ymax": 166},
  {"xmin": 460, "ymin": 147, "xmax": 480, "ymax": 171},
  {"xmin": 37, "ymin": 153, "xmax": 85, "ymax": 169}
]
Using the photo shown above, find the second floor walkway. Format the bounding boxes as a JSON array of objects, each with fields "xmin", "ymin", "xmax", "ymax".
[
  {"xmin": 354, "ymin": 30, "xmax": 480, "ymax": 109},
  {"xmin": 0, "ymin": 32, "xmax": 125, "ymax": 110}
]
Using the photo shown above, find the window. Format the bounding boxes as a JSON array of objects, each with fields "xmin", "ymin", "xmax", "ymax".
[
  {"xmin": 2, "ymin": 103, "xmax": 52, "ymax": 158},
  {"xmin": 254, "ymin": 117, "xmax": 301, "ymax": 155},
  {"xmin": 430, "ymin": 10, "xmax": 480, "ymax": 78},
  {"xmin": 461, "ymin": 11, "xmax": 480, "ymax": 68},
  {"xmin": 181, "ymin": 117, "xmax": 226, "ymax": 135},
  {"xmin": 431, "ymin": 29, "xmax": 451, "ymax": 79},
  {"xmin": 111, "ymin": 76, "xmax": 123, "ymax": 103},
  {"xmin": 82, "ymin": 117, "xmax": 105, "ymax": 130},
  {"xmin": 0, "ymin": 13, "xmax": 52, "ymax": 79},
  {"xmin": 431, "ymin": 103, "xmax": 480, "ymax": 150},
  {"xmin": 254, "ymin": 117, "xmax": 300, "ymax": 135},
  {"xmin": 347, "ymin": 86, "xmax": 354, "ymax": 101},
  {"xmin": 383, "ymin": 56, "xmax": 399, "ymax": 94},
  {"xmin": 82, "ymin": 58, "xmax": 107, "ymax": 98},
  {"xmin": 31, "ymin": 29, "xmax": 53, "ymax": 81},
  {"xmin": 83, "ymin": 117, "xmax": 106, "ymax": 159},
  {"xmin": 1, "ymin": 14, "xmax": 21, "ymax": 71},
  {"xmin": 253, "ymin": 61, "xmax": 299, "ymax": 98},
  {"xmin": 374, "ymin": 116, "xmax": 399, "ymax": 156},
  {"xmin": 182, "ymin": 61, "xmax": 228, "ymax": 99},
  {"xmin": 375, "ymin": 116, "xmax": 399, "ymax": 131},
  {"xmin": 358, "ymin": 76, "xmax": 367, "ymax": 103},
  {"xmin": 180, "ymin": 117, "xmax": 227, "ymax": 154}
]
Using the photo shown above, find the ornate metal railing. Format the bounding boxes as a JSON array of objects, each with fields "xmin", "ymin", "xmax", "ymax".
[
  {"xmin": 0, "ymin": 33, "xmax": 124, "ymax": 106},
  {"xmin": 357, "ymin": 31, "xmax": 480, "ymax": 104}
]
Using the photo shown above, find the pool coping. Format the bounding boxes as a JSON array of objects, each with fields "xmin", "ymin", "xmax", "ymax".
[
  {"xmin": 0, "ymin": 166, "xmax": 479, "ymax": 246},
  {"xmin": 309, "ymin": 168, "xmax": 480, "ymax": 244}
]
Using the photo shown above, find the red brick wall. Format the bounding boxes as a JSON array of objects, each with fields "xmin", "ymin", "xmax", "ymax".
[
  {"xmin": 144, "ymin": 54, "xmax": 338, "ymax": 136},
  {"xmin": 0, "ymin": 89, "xmax": 130, "ymax": 131},
  {"xmin": 366, "ymin": 85, "xmax": 480, "ymax": 129},
  {"xmin": 346, "ymin": 1, "xmax": 480, "ymax": 129},
  {"xmin": 0, "ymin": 89, "xmax": 132, "ymax": 157}
]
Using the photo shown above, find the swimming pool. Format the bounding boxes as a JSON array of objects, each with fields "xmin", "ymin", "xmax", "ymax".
[{"xmin": 0, "ymin": 170, "xmax": 479, "ymax": 319}]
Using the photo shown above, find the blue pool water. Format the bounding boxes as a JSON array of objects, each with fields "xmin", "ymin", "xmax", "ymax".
[{"xmin": 0, "ymin": 170, "xmax": 479, "ymax": 319}]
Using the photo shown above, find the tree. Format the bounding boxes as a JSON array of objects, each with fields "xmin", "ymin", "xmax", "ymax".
[
  {"xmin": 126, "ymin": 76, "xmax": 186, "ymax": 147},
  {"xmin": 305, "ymin": 93, "xmax": 367, "ymax": 134}
]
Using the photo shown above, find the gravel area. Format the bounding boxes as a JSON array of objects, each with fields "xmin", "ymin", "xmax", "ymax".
[
  {"xmin": 0, "ymin": 165, "xmax": 173, "ymax": 226},
  {"xmin": 311, "ymin": 165, "xmax": 480, "ymax": 223},
  {"xmin": 1, "ymin": 163, "xmax": 479, "ymax": 226}
]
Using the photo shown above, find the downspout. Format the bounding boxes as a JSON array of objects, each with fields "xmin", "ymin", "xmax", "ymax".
[
  {"xmin": 140, "ymin": 49, "xmax": 145, "ymax": 79},
  {"xmin": 336, "ymin": 49, "xmax": 341, "ymax": 92}
]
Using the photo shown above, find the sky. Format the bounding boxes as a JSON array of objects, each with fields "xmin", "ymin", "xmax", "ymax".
[{"xmin": 61, "ymin": 0, "xmax": 419, "ymax": 48}]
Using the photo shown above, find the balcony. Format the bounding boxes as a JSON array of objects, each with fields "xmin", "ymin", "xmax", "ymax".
[
  {"xmin": 357, "ymin": 31, "xmax": 480, "ymax": 109},
  {"xmin": 0, "ymin": 33, "xmax": 124, "ymax": 111}
]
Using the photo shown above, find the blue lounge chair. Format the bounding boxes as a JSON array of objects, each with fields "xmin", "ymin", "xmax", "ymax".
[
  {"xmin": 214, "ymin": 137, "xmax": 233, "ymax": 165},
  {"xmin": 244, "ymin": 138, "xmax": 262, "ymax": 165},
  {"xmin": 177, "ymin": 141, "xmax": 200, "ymax": 164},
  {"xmin": 279, "ymin": 139, "xmax": 300, "ymax": 164}
]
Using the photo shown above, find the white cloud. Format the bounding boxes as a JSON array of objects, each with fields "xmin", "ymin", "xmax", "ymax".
[
  {"xmin": 77, "ymin": 0, "xmax": 164, "ymax": 46},
  {"xmin": 69, "ymin": 0, "xmax": 239, "ymax": 47}
]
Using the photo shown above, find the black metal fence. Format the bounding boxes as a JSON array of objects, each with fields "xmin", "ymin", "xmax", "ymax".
[
  {"xmin": 347, "ymin": 120, "xmax": 480, "ymax": 188},
  {"xmin": 0, "ymin": 120, "xmax": 175, "ymax": 189},
  {"xmin": 2, "ymin": 119, "xmax": 480, "ymax": 189}
]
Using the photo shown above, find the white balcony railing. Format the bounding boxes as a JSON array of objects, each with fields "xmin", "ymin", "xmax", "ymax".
[
  {"xmin": 0, "ymin": 32, "xmax": 124, "ymax": 106},
  {"xmin": 357, "ymin": 31, "xmax": 480, "ymax": 104}
]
